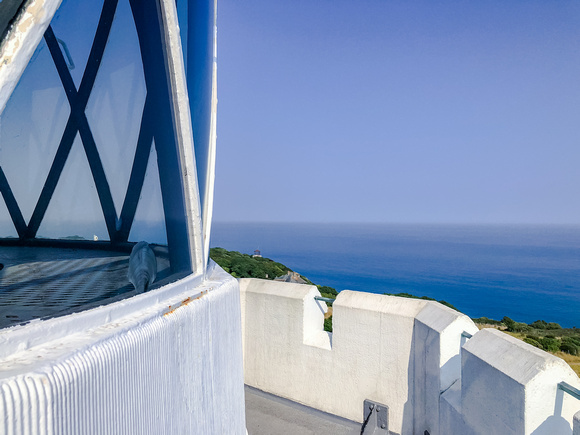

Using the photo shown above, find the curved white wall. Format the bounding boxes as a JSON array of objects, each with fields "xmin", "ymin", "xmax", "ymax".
[{"xmin": 0, "ymin": 264, "xmax": 246, "ymax": 434}]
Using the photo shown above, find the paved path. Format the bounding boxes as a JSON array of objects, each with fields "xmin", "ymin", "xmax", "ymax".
[{"xmin": 245, "ymin": 385, "xmax": 360, "ymax": 435}]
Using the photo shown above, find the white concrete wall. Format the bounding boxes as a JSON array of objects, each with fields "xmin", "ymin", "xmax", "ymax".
[
  {"xmin": 0, "ymin": 264, "xmax": 246, "ymax": 434},
  {"xmin": 240, "ymin": 278, "xmax": 580, "ymax": 435},
  {"xmin": 414, "ymin": 301, "xmax": 477, "ymax": 435},
  {"xmin": 240, "ymin": 278, "xmax": 477, "ymax": 435},
  {"xmin": 440, "ymin": 328, "xmax": 580, "ymax": 435}
]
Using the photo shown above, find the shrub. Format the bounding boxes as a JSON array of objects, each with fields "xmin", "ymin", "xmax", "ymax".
[
  {"xmin": 320, "ymin": 293, "xmax": 336, "ymax": 304},
  {"xmin": 564, "ymin": 336, "xmax": 580, "ymax": 347},
  {"xmin": 318, "ymin": 285, "xmax": 338, "ymax": 296},
  {"xmin": 560, "ymin": 342, "xmax": 579, "ymax": 356},
  {"xmin": 546, "ymin": 322, "xmax": 562, "ymax": 330},
  {"xmin": 516, "ymin": 323, "xmax": 532, "ymax": 332},
  {"xmin": 561, "ymin": 338, "xmax": 580, "ymax": 355},
  {"xmin": 210, "ymin": 247, "xmax": 293, "ymax": 280},
  {"xmin": 524, "ymin": 338, "xmax": 542, "ymax": 349},
  {"xmin": 530, "ymin": 320, "xmax": 548, "ymax": 329},
  {"xmin": 502, "ymin": 316, "xmax": 515, "ymax": 330},
  {"xmin": 324, "ymin": 316, "xmax": 333, "ymax": 333},
  {"xmin": 503, "ymin": 317, "xmax": 530, "ymax": 332},
  {"xmin": 472, "ymin": 317, "xmax": 502, "ymax": 326},
  {"xmin": 539, "ymin": 337, "xmax": 560, "ymax": 353}
]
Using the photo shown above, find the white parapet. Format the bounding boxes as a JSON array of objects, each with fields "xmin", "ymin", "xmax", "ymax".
[
  {"xmin": 446, "ymin": 328, "xmax": 580, "ymax": 435},
  {"xmin": 414, "ymin": 300, "xmax": 478, "ymax": 435},
  {"xmin": 332, "ymin": 290, "xmax": 428, "ymax": 432},
  {"xmin": 0, "ymin": 263, "xmax": 246, "ymax": 434},
  {"xmin": 239, "ymin": 279, "xmax": 330, "ymax": 399},
  {"xmin": 240, "ymin": 279, "xmax": 580, "ymax": 434},
  {"xmin": 239, "ymin": 279, "xmax": 477, "ymax": 435}
]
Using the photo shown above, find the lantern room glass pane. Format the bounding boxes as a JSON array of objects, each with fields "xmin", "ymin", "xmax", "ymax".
[
  {"xmin": 37, "ymin": 134, "xmax": 109, "ymax": 241},
  {"xmin": 0, "ymin": 0, "xmax": 171, "ymax": 245},
  {"xmin": 129, "ymin": 140, "xmax": 167, "ymax": 245},
  {"xmin": 0, "ymin": 199, "xmax": 17, "ymax": 238},
  {"xmin": 0, "ymin": 0, "xmax": 195, "ymax": 329},
  {"xmin": 0, "ymin": 38, "xmax": 70, "ymax": 229},
  {"xmin": 85, "ymin": 0, "xmax": 147, "ymax": 214},
  {"xmin": 50, "ymin": 0, "xmax": 105, "ymax": 89}
]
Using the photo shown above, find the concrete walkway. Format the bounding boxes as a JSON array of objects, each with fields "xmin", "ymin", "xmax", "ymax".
[{"xmin": 245, "ymin": 385, "xmax": 360, "ymax": 435}]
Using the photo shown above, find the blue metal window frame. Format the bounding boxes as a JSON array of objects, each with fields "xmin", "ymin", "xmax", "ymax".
[
  {"xmin": 0, "ymin": 166, "xmax": 26, "ymax": 237},
  {"xmin": 0, "ymin": 0, "xmax": 193, "ymax": 274}
]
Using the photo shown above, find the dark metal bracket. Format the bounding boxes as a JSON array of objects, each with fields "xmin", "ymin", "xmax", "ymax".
[{"xmin": 361, "ymin": 399, "xmax": 389, "ymax": 434}]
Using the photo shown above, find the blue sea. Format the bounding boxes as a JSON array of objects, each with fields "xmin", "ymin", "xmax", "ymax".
[{"xmin": 211, "ymin": 222, "xmax": 580, "ymax": 328}]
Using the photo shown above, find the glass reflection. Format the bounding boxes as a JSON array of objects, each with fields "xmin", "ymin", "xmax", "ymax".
[
  {"xmin": 85, "ymin": 0, "xmax": 146, "ymax": 215},
  {"xmin": 0, "ymin": 38, "xmax": 70, "ymax": 228},
  {"xmin": 129, "ymin": 140, "xmax": 167, "ymax": 245},
  {"xmin": 50, "ymin": 0, "xmax": 105, "ymax": 89},
  {"xmin": 37, "ymin": 134, "xmax": 108, "ymax": 240}
]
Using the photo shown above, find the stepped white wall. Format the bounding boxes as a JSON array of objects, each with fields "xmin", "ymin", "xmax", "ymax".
[
  {"xmin": 240, "ymin": 278, "xmax": 580, "ymax": 435},
  {"xmin": 0, "ymin": 264, "xmax": 246, "ymax": 435},
  {"xmin": 240, "ymin": 278, "xmax": 477, "ymax": 434},
  {"xmin": 442, "ymin": 328, "xmax": 580, "ymax": 435}
]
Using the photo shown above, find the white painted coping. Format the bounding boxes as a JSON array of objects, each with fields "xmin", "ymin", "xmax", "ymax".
[
  {"xmin": 239, "ymin": 278, "xmax": 330, "ymax": 358},
  {"xmin": 0, "ymin": 267, "xmax": 202, "ymax": 360},
  {"xmin": 451, "ymin": 328, "xmax": 580, "ymax": 435},
  {"xmin": 0, "ymin": 263, "xmax": 246, "ymax": 434}
]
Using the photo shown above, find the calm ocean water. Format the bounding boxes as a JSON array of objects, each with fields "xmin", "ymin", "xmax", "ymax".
[{"xmin": 211, "ymin": 222, "xmax": 580, "ymax": 328}]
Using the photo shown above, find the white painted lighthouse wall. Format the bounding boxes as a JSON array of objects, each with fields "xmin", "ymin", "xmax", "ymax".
[{"xmin": 0, "ymin": 264, "xmax": 246, "ymax": 434}]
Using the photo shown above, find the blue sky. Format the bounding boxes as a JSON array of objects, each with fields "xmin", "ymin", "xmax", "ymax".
[{"xmin": 213, "ymin": 0, "xmax": 580, "ymax": 224}]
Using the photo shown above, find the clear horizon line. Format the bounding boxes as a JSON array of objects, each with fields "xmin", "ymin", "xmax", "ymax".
[{"xmin": 212, "ymin": 220, "xmax": 580, "ymax": 227}]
